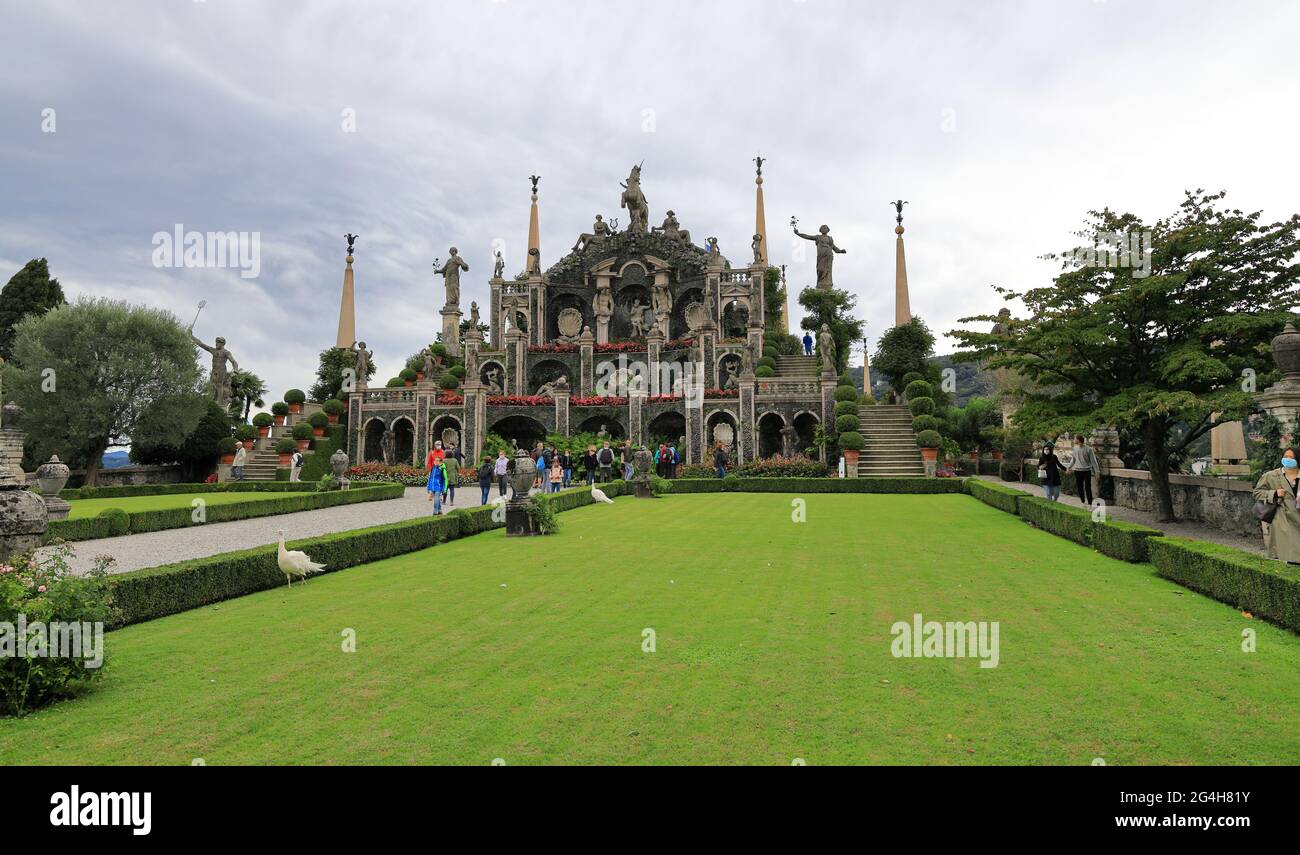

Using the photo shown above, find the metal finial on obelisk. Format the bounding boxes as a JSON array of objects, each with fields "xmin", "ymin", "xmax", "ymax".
[
  {"xmin": 891, "ymin": 200, "xmax": 908, "ymax": 228},
  {"xmin": 753, "ymin": 154, "xmax": 765, "ymax": 177},
  {"xmin": 345, "ymin": 233, "xmax": 358, "ymax": 258}
]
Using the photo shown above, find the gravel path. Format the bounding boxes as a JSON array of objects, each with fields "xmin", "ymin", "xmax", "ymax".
[
  {"xmin": 975, "ymin": 475, "xmax": 1266, "ymax": 555},
  {"xmin": 44, "ymin": 487, "xmax": 489, "ymax": 575}
]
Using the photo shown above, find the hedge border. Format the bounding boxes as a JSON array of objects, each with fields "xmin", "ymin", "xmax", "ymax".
[
  {"xmin": 58, "ymin": 481, "xmax": 320, "ymax": 501},
  {"xmin": 1150, "ymin": 537, "xmax": 1300, "ymax": 632},
  {"xmin": 44, "ymin": 483, "xmax": 405, "ymax": 544},
  {"xmin": 106, "ymin": 481, "xmax": 625, "ymax": 628}
]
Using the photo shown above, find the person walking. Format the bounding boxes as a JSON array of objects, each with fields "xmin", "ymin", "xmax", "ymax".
[
  {"xmin": 427, "ymin": 454, "xmax": 448, "ymax": 515},
  {"xmin": 1037, "ymin": 442, "xmax": 1065, "ymax": 502},
  {"xmin": 560, "ymin": 448, "xmax": 573, "ymax": 488},
  {"xmin": 597, "ymin": 441, "xmax": 615, "ymax": 482},
  {"xmin": 477, "ymin": 455, "xmax": 495, "ymax": 505},
  {"xmin": 232, "ymin": 441, "xmax": 247, "ymax": 481},
  {"xmin": 802, "ymin": 331, "xmax": 813, "ymax": 356},
  {"xmin": 621, "ymin": 441, "xmax": 634, "ymax": 480},
  {"xmin": 583, "ymin": 445, "xmax": 598, "ymax": 485},
  {"xmin": 289, "ymin": 448, "xmax": 304, "ymax": 482},
  {"xmin": 425, "ymin": 441, "xmax": 445, "ymax": 503},
  {"xmin": 444, "ymin": 442, "xmax": 463, "ymax": 506},
  {"xmin": 714, "ymin": 442, "xmax": 728, "ymax": 479},
  {"xmin": 1253, "ymin": 448, "xmax": 1300, "ymax": 563},
  {"xmin": 549, "ymin": 457, "xmax": 563, "ymax": 493},
  {"xmin": 667, "ymin": 443, "xmax": 680, "ymax": 478},
  {"xmin": 1069, "ymin": 434, "xmax": 1099, "ymax": 506},
  {"xmin": 494, "ymin": 449, "xmax": 510, "ymax": 496},
  {"xmin": 535, "ymin": 451, "xmax": 547, "ymax": 491}
]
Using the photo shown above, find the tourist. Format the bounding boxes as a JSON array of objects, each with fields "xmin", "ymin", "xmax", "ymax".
[
  {"xmin": 1253, "ymin": 448, "xmax": 1300, "ymax": 563},
  {"xmin": 289, "ymin": 447, "xmax": 304, "ymax": 482},
  {"xmin": 444, "ymin": 443, "xmax": 463, "ymax": 505},
  {"xmin": 232, "ymin": 441, "xmax": 246, "ymax": 481},
  {"xmin": 655, "ymin": 443, "xmax": 669, "ymax": 478},
  {"xmin": 621, "ymin": 441, "xmax": 634, "ymax": 480},
  {"xmin": 535, "ymin": 451, "xmax": 547, "ymax": 490},
  {"xmin": 425, "ymin": 441, "xmax": 445, "ymax": 503},
  {"xmin": 583, "ymin": 445, "xmax": 598, "ymax": 484},
  {"xmin": 560, "ymin": 448, "xmax": 573, "ymax": 488},
  {"xmin": 597, "ymin": 441, "xmax": 615, "ymax": 482},
  {"xmin": 494, "ymin": 449, "xmax": 509, "ymax": 496},
  {"xmin": 714, "ymin": 443, "xmax": 728, "ymax": 479},
  {"xmin": 1037, "ymin": 442, "xmax": 1065, "ymax": 502},
  {"xmin": 427, "ymin": 454, "xmax": 448, "ymax": 515},
  {"xmin": 1069, "ymin": 434, "xmax": 1099, "ymax": 506},
  {"xmin": 549, "ymin": 457, "xmax": 563, "ymax": 493},
  {"xmin": 477, "ymin": 455, "xmax": 494, "ymax": 505},
  {"xmin": 668, "ymin": 443, "xmax": 680, "ymax": 478},
  {"xmin": 802, "ymin": 331, "xmax": 813, "ymax": 356}
]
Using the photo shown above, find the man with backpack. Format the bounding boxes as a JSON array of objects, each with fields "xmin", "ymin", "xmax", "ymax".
[
  {"xmin": 477, "ymin": 455, "xmax": 495, "ymax": 505},
  {"xmin": 290, "ymin": 448, "xmax": 304, "ymax": 482},
  {"xmin": 597, "ymin": 441, "xmax": 615, "ymax": 482}
]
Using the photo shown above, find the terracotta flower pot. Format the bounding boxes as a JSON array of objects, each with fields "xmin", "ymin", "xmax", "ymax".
[
  {"xmin": 404, "ymin": 380, "xmax": 414, "ymax": 387},
  {"xmin": 416, "ymin": 372, "xmax": 425, "ymax": 382},
  {"xmin": 278, "ymin": 453, "xmax": 292, "ymax": 466},
  {"xmin": 327, "ymin": 414, "xmax": 339, "ymax": 424},
  {"xmin": 297, "ymin": 439, "xmax": 311, "ymax": 451},
  {"xmin": 313, "ymin": 427, "xmax": 325, "ymax": 437},
  {"xmin": 842, "ymin": 449, "xmax": 860, "ymax": 470},
  {"xmin": 920, "ymin": 447, "xmax": 939, "ymax": 461},
  {"xmin": 258, "ymin": 426, "xmax": 270, "ymax": 438},
  {"xmin": 220, "ymin": 453, "xmax": 235, "ymax": 465},
  {"xmin": 288, "ymin": 403, "xmax": 301, "ymax": 414},
  {"xmin": 967, "ymin": 451, "xmax": 979, "ymax": 460},
  {"xmin": 991, "ymin": 451, "xmax": 1004, "ymax": 460},
  {"xmin": 273, "ymin": 415, "xmax": 285, "ymax": 426}
]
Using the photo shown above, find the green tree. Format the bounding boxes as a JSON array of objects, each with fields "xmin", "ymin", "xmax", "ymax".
[
  {"xmin": 951, "ymin": 190, "xmax": 1300, "ymax": 520},
  {"xmin": 131, "ymin": 398, "xmax": 230, "ymax": 480},
  {"xmin": 763, "ymin": 266, "xmax": 785, "ymax": 333},
  {"xmin": 3, "ymin": 298, "xmax": 203, "ymax": 485},
  {"xmin": 0, "ymin": 258, "xmax": 65, "ymax": 362},
  {"xmin": 227, "ymin": 369, "xmax": 267, "ymax": 422},
  {"xmin": 798, "ymin": 287, "xmax": 864, "ymax": 376},
  {"xmin": 874, "ymin": 317, "xmax": 936, "ymax": 392},
  {"xmin": 310, "ymin": 346, "xmax": 374, "ymax": 403}
]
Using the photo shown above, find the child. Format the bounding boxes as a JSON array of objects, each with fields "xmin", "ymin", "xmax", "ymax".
[
  {"xmin": 549, "ymin": 458, "xmax": 563, "ymax": 493},
  {"xmin": 427, "ymin": 456, "xmax": 448, "ymax": 514}
]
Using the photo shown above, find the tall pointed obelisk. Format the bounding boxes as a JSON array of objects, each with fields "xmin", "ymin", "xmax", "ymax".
[
  {"xmin": 862, "ymin": 335, "xmax": 872, "ymax": 395},
  {"xmin": 892, "ymin": 201, "xmax": 912, "ymax": 327},
  {"xmin": 753, "ymin": 156, "xmax": 784, "ymax": 333},
  {"xmin": 336, "ymin": 233, "xmax": 358, "ymax": 348},
  {"xmin": 525, "ymin": 174, "xmax": 541, "ymax": 275}
]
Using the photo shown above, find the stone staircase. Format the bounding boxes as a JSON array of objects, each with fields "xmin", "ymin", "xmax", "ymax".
[
  {"xmin": 857, "ymin": 404, "xmax": 926, "ymax": 477},
  {"xmin": 239, "ymin": 403, "xmax": 325, "ymax": 481},
  {"xmin": 773, "ymin": 354, "xmax": 819, "ymax": 379}
]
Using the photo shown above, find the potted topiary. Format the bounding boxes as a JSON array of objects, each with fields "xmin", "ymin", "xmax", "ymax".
[
  {"xmin": 407, "ymin": 356, "xmax": 425, "ymax": 381},
  {"xmin": 839, "ymin": 429, "xmax": 864, "ymax": 470},
  {"xmin": 252, "ymin": 411, "xmax": 274, "ymax": 437},
  {"xmin": 916, "ymin": 429, "xmax": 942, "ymax": 462},
  {"xmin": 754, "ymin": 365, "xmax": 776, "ymax": 378},
  {"xmin": 217, "ymin": 436, "xmax": 237, "ymax": 464},
  {"xmin": 285, "ymin": 389, "xmax": 306, "ymax": 414},
  {"xmin": 400, "ymin": 368, "xmax": 417, "ymax": 387},
  {"xmin": 439, "ymin": 373, "xmax": 460, "ymax": 390},
  {"xmin": 275, "ymin": 437, "xmax": 297, "ymax": 466},
  {"xmin": 271, "ymin": 401, "xmax": 289, "ymax": 425},
  {"xmin": 833, "ymin": 384, "xmax": 858, "ymax": 403},
  {"xmin": 386, "ymin": 377, "xmax": 404, "ymax": 388},
  {"xmin": 908, "ymin": 396, "xmax": 935, "ymax": 417},
  {"xmin": 234, "ymin": 423, "xmax": 257, "ymax": 444},
  {"xmin": 292, "ymin": 422, "xmax": 314, "ymax": 450},
  {"xmin": 323, "ymin": 398, "xmax": 345, "ymax": 424},
  {"xmin": 308, "ymin": 411, "xmax": 329, "ymax": 437},
  {"xmin": 904, "ymin": 379, "xmax": 933, "ymax": 402}
]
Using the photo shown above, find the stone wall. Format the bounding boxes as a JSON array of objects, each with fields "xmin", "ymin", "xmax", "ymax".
[
  {"xmin": 1110, "ymin": 468, "xmax": 1257, "ymax": 537},
  {"xmin": 63, "ymin": 464, "xmax": 184, "ymax": 488},
  {"xmin": 0, "ymin": 428, "xmax": 26, "ymax": 484}
]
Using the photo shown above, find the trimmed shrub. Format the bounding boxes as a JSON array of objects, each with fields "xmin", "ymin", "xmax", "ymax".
[
  {"xmin": 217, "ymin": 437, "xmax": 237, "ymax": 456},
  {"xmin": 60, "ymin": 482, "xmax": 317, "ymax": 501},
  {"xmin": 1093, "ymin": 519, "xmax": 1163, "ymax": 563},
  {"xmin": 912, "ymin": 414, "xmax": 940, "ymax": 433},
  {"xmin": 322, "ymin": 399, "xmax": 346, "ymax": 416},
  {"xmin": 763, "ymin": 345, "xmax": 779, "ymax": 360},
  {"xmin": 234, "ymin": 424, "xmax": 257, "ymax": 442},
  {"xmin": 838, "ymin": 431, "xmax": 864, "ymax": 451},
  {"xmin": 834, "ymin": 400, "xmax": 858, "ymax": 418},
  {"xmin": 904, "ymin": 379, "xmax": 933, "ymax": 400},
  {"xmin": 860, "ymin": 395, "xmax": 876, "ymax": 405},
  {"xmin": 271, "ymin": 401, "xmax": 289, "ymax": 417},
  {"xmin": 284, "ymin": 389, "xmax": 306, "ymax": 405},
  {"xmin": 1017, "ymin": 496, "xmax": 1093, "ymax": 547},
  {"xmin": 755, "ymin": 365, "xmax": 775, "ymax": 378},
  {"xmin": 252, "ymin": 412, "xmax": 273, "ymax": 428},
  {"xmin": 308, "ymin": 411, "xmax": 329, "ymax": 429},
  {"xmin": 448, "ymin": 364, "xmax": 466, "ymax": 379},
  {"xmin": 385, "ymin": 377, "xmax": 404, "ymax": 388},
  {"xmin": 833, "ymin": 384, "xmax": 858, "ymax": 403},
  {"xmin": 757, "ymin": 356, "xmax": 777, "ymax": 370},
  {"xmin": 916, "ymin": 429, "xmax": 942, "ymax": 448},
  {"xmin": 1149, "ymin": 538, "xmax": 1300, "ymax": 632},
  {"xmin": 275, "ymin": 437, "xmax": 297, "ymax": 454},
  {"xmin": 835, "ymin": 413, "xmax": 860, "ymax": 433},
  {"xmin": 100, "ymin": 507, "xmax": 130, "ymax": 536},
  {"xmin": 439, "ymin": 373, "xmax": 460, "ymax": 389},
  {"xmin": 965, "ymin": 479, "xmax": 1022, "ymax": 514},
  {"xmin": 399, "ymin": 368, "xmax": 417, "ymax": 383},
  {"xmin": 908, "ymin": 396, "xmax": 935, "ymax": 416},
  {"xmin": 901, "ymin": 371, "xmax": 925, "ymax": 386},
  {"xmin": 292, "ymin": 422, "xmax": 314, "ymax": 441}
]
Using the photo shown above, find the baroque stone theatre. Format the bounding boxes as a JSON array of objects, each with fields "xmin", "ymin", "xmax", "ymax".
[{"xmin": 343, "ymin": 163, "xmax": 834, "ymax": 467}]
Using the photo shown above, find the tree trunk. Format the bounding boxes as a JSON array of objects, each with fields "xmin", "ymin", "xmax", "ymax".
[
  {"xmin": 83, "ymin": 441, "xmax": 108, "ymax": 487},
  {"xmin": 1142, "ymin": 419, "xmax": 1176, "ymax": 522}
]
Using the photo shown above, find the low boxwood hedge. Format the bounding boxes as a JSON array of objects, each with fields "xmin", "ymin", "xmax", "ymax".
[
  {"xmin": 44, "ymin": 483, "xmax": 405, "ymax": 543},
  {"xmin": 965, "ymin": 479, "xmax": 1022, "ymax": 513},
  {"xmin": 1149, "ymin": 537, "xmax": 1300, "ymax": 632},
  {"xmin": 59, "ymin": 481, "xmax": 319, "ymax": 501},
  {"xmin": 1092, "ymin": 518, "xmax": 1164, "ymax": 563},
  {"xmin": 975, "ymin": 487, "xmax": 1163, "ymax": 563},
  {"xmin": 107, "ymin": 481, "xmax": 626, "ymax": 628},
  {"xmin": 1016, "ymin": 495, "xmax": 1095, "ymax": 547}
]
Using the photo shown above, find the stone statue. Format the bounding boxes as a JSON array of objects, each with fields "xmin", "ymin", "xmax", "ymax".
[
  {"xmin": 527, "ymin": 247, "xmax": 541, "ymax": 276},
  {"xmin": 629, "ymin": 299, "xmax": 646, "ymax": 338},
  {"xmin": 620, "ymin": 164, "xmax": 649, "ymax": 233},
  {"xmin": 597, "ymin": 423, "xmax": 609, "ymax": 439},
  {"xmin": 435, "ymin": 247, "xmax": 469, "ymax": 307},
  {"xmin": 991, "ymin": 307, "xmax": 1012, "ymax": 337},
  {"xmin": 573, "ymin": 214, "xmax": 614, "ymax": 253},
  {"xmin": 594, "ymin": 284, "xmax": 612, "ymax": 316},
  {"xmin": 818, "ymin": 324, "xmax": 836, "ymax": 371},
  {"xmin": 751, "ymin": 234, "xmax": 763, "ymax": 264},
  {"xmin": 536, "ymin": 375, "xmax": 568, "ymax": 398},
  {"xmin": 793, "ymin": 224, "xmax": 846, "ymax": 290},
  {"xmin": 191, "ymin": 333, "xmax": 239, "ymax": 411},
  {"xmin": 493, "ymin": 251, "xmax": 505, "ymax": 279},
  {"xmin": 706, "ymin": 237, "xmax": 720, "ymax": 261},
  {"xmin": 780, "ymin": 424, "xmax": 799, "ymax": 458},
  {"xmin": 652, "ymin": 282, "xmax": 672, "ymax": 316},
  {"xmin": 380, "ymin": 428, "xmax": 396, "ymax": 465},
  {"xmin": 470, "ymin": 301, "xmax": 481, "ymax": 327},
  {"xmin": 350, "ymin": 341, "xmax": 373, "ymax": 384},
  {"xmin": 722, "ymin": 358, "xmax": 740, "ymax": 390},
  {"xmin": 485, "ymin": 366, "xmax": 504, "ymax": 394},
  {"xmin": 421, "ymin": 347, "xmax": 435, "ymax": 376},
  {"xmin": 652, "ymin": 210, "xmax": 692, "ymax": 245}
]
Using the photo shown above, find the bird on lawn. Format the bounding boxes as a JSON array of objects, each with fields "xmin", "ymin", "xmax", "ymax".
[
  {"xmin": 277, "ymin": 528, "xmax": 326, "ymax": 587},
  {"xmin": 591, "ymin": 484, "xmax": 614, "ymax": 504}
]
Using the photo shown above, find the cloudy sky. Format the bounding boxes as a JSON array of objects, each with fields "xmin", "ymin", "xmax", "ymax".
[{"xmin": 3, "ymin": 0, "xmax": 1298, "ymax": 403}]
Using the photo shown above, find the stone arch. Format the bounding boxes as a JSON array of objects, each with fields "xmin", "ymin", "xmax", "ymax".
[
  {"xmin": 717, "ymin": 352, "xmax": 743, "ymax": 390},
  {"xmin": 362, "ymin": 417, "xmax": 387, "ymax": 463},
  {"xmin": 529, "ymin": 359, "xmax": 569, "ymax": 394},
  {"xmin": 647, "ymin": 411, "xmax": 686, "ymax": 447},
  {"xmin": 488, "ymin": 415, "xmax": 548, "ymax": 451},
  {"xmin": 431, "ymin": 414, "xmax": 463, "ymax": 453},
  {"xmin": 392, "ymin": 416, "xmax": 415, "ymax": 465},
  {"xmin": 479, "ymin": 360, "xmax": 506, "ymax": 393},
  {"xmin": 707, "ymin": 409, "xmax": 739, "ymax": 460},
  {"xmin": 576, "ymin": 416, "xmax": 626, "ymax": 440},
  {"xmin": 756, "ymin": 410, "xmax": 786, "ymax": 459},
  {"xmin": 793, "ymin": 410, "xmax": 820, "ymax": 458},
  {"xmin": 722, "ymin": 299, "xmax": 750, "ymax": 338},
  {"xmin": 673, "ymin": 286, "xmax": 705, "ymax": 340},
  {"xmin": 548, "ymin": 292, "xmax": 590, "ymax": 342}
]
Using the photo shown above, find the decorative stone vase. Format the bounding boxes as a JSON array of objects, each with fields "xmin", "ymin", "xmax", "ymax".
[
  {"xmin": 631, "ymin": 446, "xmax": 655, "ymax": 498},
  {"xmin": 1272, "ymin": 322, "xmax": 1300, "ymax": 386},
  {"xmin": 0, "ymin": 465, "xmax": 48, "ymax": 560},
  {"xmin": 509, "ymin": 449, "xmax": 537, "ymax": 498},
  {"xmin": 330, "ymin": 448, "xmax": 351, "ymax": 490},
  {"xmin": 35, "ymin": 455, "xmax": 72, "ymax": 521}
]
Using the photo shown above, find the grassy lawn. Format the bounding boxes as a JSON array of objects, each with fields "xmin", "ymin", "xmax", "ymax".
[
  {"xmin": 66, "ymin": 490, "xmax": 294, "ymax": 520},
  {"xmin": 3, "ymin": 493, "xmax": 1297, "ymax": 765}
]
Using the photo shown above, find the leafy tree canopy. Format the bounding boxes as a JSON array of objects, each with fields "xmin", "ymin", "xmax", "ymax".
[
  {"xmin": 0, "ymin": 258, "xmax": 65, "ymax": 362},
  {"xmin": 310, "ymin": 346, "xmax": 374, "ymax": 403},
  {"xmin": 798, "ymin": 286, "xmax": 864, "ymax": 377}
]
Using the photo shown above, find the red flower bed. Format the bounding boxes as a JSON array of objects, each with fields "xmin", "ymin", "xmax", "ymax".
[
  {"xmin": 646, "ymin": 393, "xmax": 683, "ymax": 403},
  {"xmin": 571, "ymin": 395, "xmax": 628, "ymax": 406},
  {"xmin": 594, "ymin": 341, "xmax": 646, "ymax": 354},
  {"xmin": 704, "ymin": 388, "xmax": 738, "ymax": 398},
  {"xmin": 436, "ymin": 393, "xmax": 464, "ymax": 405},
  {"xmin": 486, "ymin": 395, "xmax": 553, "ymax": 406},
  {"xmin": 528, "ymin": 343, "xmax": 578, "ymax": 353},
  {"xmin": 664, "ymin": 338, "xmax": 696, "ymax": 349}
]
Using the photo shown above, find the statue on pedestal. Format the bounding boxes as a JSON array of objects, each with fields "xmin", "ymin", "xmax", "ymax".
[
  {"xmin": 751, "ymin": 234, "xmax": 763, "ymax": 264},
  {"xmin": 380, "ymin": 429, "xmax": 396, "ymax": 465},
  {"xmin": 493, "ymin": 251, "xmax": 505, "ymax": 279},
  {"xmin": 620, "ymin": 164, "xmax": 649, "ymax": 233},
  {"xmin": 350, "ymin": 341, "xmax": 373, "ymax": 386},
  {"xmin": 818, "ymin": 324, "xmax": 837, "ymax": 374},
  {"xmin": 435, "ymin": 248, "xmax": 469, "ymax": 308},
  {"xmin": 594, "ymin": 283, "xmax": 612, "ymax": 317},
  {"xmin": 485, "ymin": 366, "xmax": 504, "ymax": 394},
  {"xmin": 573, "ymin": 214, "xmax": 614, "ymax": 253},
  {"xmin": 630, "ymin": 299, "xmax": 646, "ymax": 338},
  {"xmin": 652, "ymin": 210, "xmax": 692, "ymax": 245},
  {"xmin": 421, "ymin": 348, "xmax": 435, "ymax": 377},
  {"xmin": 470, "ymin": 301, "xmax": 481, "ymax": 328},
  {"xmin": 780, "ymin": 424, "xmax": 800, "ymax": 458},
  {"xmin": 191, "ymin": 333, "xmax": 239, "ymax": 411},
  {"xmin": 793, "ymin": 223, "xmax": 846, "ymax": 290}
]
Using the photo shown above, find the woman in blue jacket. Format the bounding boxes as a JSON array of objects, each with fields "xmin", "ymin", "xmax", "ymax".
[{"xmin": 427, "ymin": 457, "xmax": 448, "ymax": 515}]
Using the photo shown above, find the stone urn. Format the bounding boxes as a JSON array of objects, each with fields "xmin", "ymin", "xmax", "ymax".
[
  {"xmin": 509, "ymin": 448, "xmax": 537, "ymax": 499},
  {"xmin": 35, "ymin": 455, "xmax": 71, "ymax": 520},
  {"xmin": 506, "ymin": 448, "xmax": 540, "ymax": 536},
  {"xmin": 0, "ymin": 464, "xmax": 47, "ymax": 561},
  {"xmin": 1272, "ymin": 322, "xmax": 1300, "ymax": 386},
  {"xmin": 632, "ymin": 446, "xmax": 655, "ymax": 498},
  {"xmin": 330, "ymin": 448, "xmax": 351, "ymax": 490}
]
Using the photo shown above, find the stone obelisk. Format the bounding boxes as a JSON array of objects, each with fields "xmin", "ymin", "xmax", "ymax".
[
  {"xmin": 752, "ymin": 157, "xmax": 783, "ymax": 333},
  {"xmin": 336, "ymin": 234, "xmax": 358, "ymax": 348},
  {"xmin": 892, "ymin": 202, "xmax": 912, "ymax": 327}
]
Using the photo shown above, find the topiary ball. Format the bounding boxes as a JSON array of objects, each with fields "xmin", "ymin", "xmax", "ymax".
[
  {"xmin": 835, "ymin": 413, "xmax": 860, "ymax": 433},
  {"xmin": 912, "ymin": 414, "xmax": 940, "ymax": 433},
  {"xmin": 754, "ymin": 365, "xmax": 776, "ymax": 378},
  {"xmin": 908, "ymin": 396, "xmax": 935, "ymax": 416},
  {"xmin": 915, "ymin": 429, "xmax": 942, "ymax": 448},
  {"xmin": 838, "ymin": 431, "xmax": 865, "ymax": 450},
  {"xmin": 904, "ymin": 379, "xmax": 933, "ymax": 401},
  {"xmin": 833, "ymin": 384, "xmax": 858, "ymax": 402},
  {"xmin": 98, "ymin": 507, "xmax": 130, "ymax": 536},
  {"xmin": 834, "ymin": 400, "xmax": 858, "ymax": 418}
]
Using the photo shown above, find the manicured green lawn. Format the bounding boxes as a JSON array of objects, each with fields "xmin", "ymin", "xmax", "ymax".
[
  {"xmin": 66, "ymin": 490, "xmax": 292, "ymax": 519},
  {"xmin": 3, "ymin": 493, "xmax": 1297, "ymax": 765}
]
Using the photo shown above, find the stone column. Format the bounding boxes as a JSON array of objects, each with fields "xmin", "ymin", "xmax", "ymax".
[
  {"xmin": 489, "ymin": 278, "xmax": 503, "ymax": 350},
  {"xmin": 0, "ymin": 404, "xmax": 27, "ymax": 485},
  {"xmin": 748, "ymin": 323, "xmax": 764, "ymax": 367},
  {"xmin": 750, "ymin": 265, "xmax": 765, "ymax": 330},
  {"xmin": 579, "ymin": 326, "xmax": 595, "ymax": 394},
  {"xmin": 506, "ymin": 328, "xmax": 526, "ymax": 395},
  {"xmin": 685, "ymin": 377, "xmax": 703, "ymax": 464},
  {"xmin": 531, "ymin": 277, "xmax": 546, "ymax": 347},
  {"xmin": 441, "ymin": 306, "xmax": 462, "ymax": 354},
  {"xmin": 647, "ymin": 328, "xmax": 664, "ymax": 397},
  {"xmin": 739, "ymin": 373, "xmax": 756, "ymax": 464},
  {"xmin": 700, "ymin": 325, "xmax": 717, "ymax": 389},
  {"xmin": 415, "ymin": 393, "xmax": 429, "ymax": 463},
  {"xmin": 463, "ymin": 380, "xmax": 483, "ymax": 463},
  {"xmin": 554, "ymin": 389, "xmax": 570, "ymax": 437},
  {"xmin": 347, "ymin": 392, "xmax": 362, "ymax": 463},
  {"xmin": 628, "ymin": 388, "xmax": 646, "ymax": 447},
  {"xmin": 820, "ymin": 377, "xmax": 837, "ymax": 465}
]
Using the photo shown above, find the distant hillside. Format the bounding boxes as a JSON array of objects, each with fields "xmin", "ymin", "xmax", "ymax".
[
  {"xmin": 849, "ymin": 354, "xmax": 996, "ymax": 407},
  {"xmin": 101, "ymin": 450, "xmax": 132, "ymax": 469}
]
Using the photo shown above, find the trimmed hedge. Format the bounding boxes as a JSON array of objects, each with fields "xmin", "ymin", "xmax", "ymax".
[
  {"xmin": 44, "ymin": 483, "xmax": 405, "ymax": 543},
  {"xmin": 59, "ymin": 482, "xmax": 319, "ymax": 501},
  {"xmin": 106, "ymin": 481, "xmax": 625, "ymax": 628},
  {"xmin": 1017, "ymin": 495, "xmax": 1095, "ymax": 547},
  {"xmin": 1150, "ymin": 538, "xmax": 1300, "ymax": 632},
  {"xmin": 965, "ymin": 479, "xmax": 1022, "ymax": 514},
  {"xmin": 669, "ymin": 477, "xmax": 967, "ymax": 494},
  {"xmin": 969, "ymin": 484, "xmax": 1163, "ymax": 563},
  {"xmin": 1092, "ymin": 518, "xmax": 1164, "ymax": 563}
]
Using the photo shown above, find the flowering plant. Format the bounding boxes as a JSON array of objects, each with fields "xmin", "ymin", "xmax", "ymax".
[
  {"xmin": 571, "ymin": 395, "xmax": 628, "ymax": 406},
  {"xmin": 436, "ymin": 392, "xmax": 464, "ymax": 405},
  {"xmin": 594, "ymin": 341, "xmax": 645, "ymax": 354},
  {"xmin": 646, "ymin": 393, "xmax": 683, "ymax": 403},
  {"xmin": 348, "ymin": 462, "xmax": 426, "ymax": 485},
  {"xmin": 528, "ymin": 343, "xmax": 579, "ymax": 353},
  {"xmin": 486, "ymin": 395, "xmax": 553, "ymax": 406},
  {"xmin": 663, "ymin": 338, "xmax": 696, "ymax": 349},
  {"xmin": 704, "ymin": 388, "xmax": 738, "ymax": 398}
]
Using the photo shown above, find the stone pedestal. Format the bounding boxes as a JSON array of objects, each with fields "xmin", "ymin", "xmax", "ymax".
[
  {"xmin": 440, "ymin": 306, "xmax": 462, "ymax": 354},
  {"xmin": 505, "ymin": 449, "xmax": 540, "ymax": 536},
  {"xmin": 330, "ymin": 448, "xmax": 351, "ymax": 490},
  {"xmin": 1256, "ymin": 385, "xmax": 1300, "ymax": 443},
  {"xmin": 739, "ymin": 374, "xmax": 757, "ymax": 464},
  {"xmin": 579, "ymin": 327, "xmax": 595, "ymax": 394},
  {"xmin": 35, "ymin": 455, "xmax": 71, "ymax": 520},
  {"xmin": 628, "ymin": 389, "xmax": 646, "ymax": 447},
  {"xmin": 647, "ymin": 329, "xmax": 665, "ymax": 396},
  {"xmin": 0, "ymin": 465, "xmax": 47, "ymax": 561},
  {"xmin": 489, "ymin": 277, "xmax": 504, "ymax": 350},
  {"xmin": 554, "ymin": 391, "xmax": 570, "ymax": 436}
]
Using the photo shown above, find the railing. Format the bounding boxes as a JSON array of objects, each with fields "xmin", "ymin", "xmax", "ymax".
[
  {"xmin": 756, "ymin": 379, "xmax": 821, "ymax": 398},
  {"xmin": 362, "ymin": 388, "xmax": 418, "ymax": 404}
]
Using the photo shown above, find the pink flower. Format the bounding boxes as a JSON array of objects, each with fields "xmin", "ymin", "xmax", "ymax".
[
  {"xmin": 37, "ymin": 585, "xmax": 46, "ymax": 593},
  {"xmin": 0, "ymin": 565, "xmax": 12, "ymax": 574}
]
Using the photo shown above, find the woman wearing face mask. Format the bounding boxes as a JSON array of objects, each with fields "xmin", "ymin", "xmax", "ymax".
[
  {"xmin": 1037, "ymin": 442, "xmax": 1065, "ymax": 502},
  {"xmin": 1253, "ymin": 448, "xmax": 1300, "ymax": 562}
]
